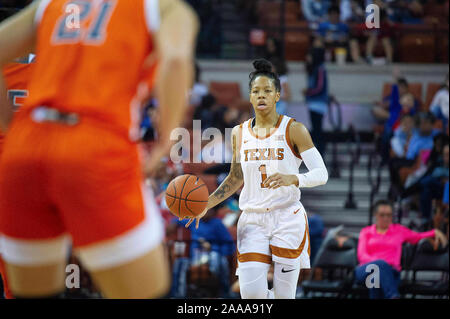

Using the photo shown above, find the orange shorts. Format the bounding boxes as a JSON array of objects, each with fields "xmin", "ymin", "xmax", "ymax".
[{"xmin": 0, "ymin": 110, "xmax": 164, "ymax": 270}]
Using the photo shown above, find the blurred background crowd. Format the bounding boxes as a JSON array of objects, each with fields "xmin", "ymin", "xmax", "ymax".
[{"xmin": 0, "ymin": 0, "xmax": 448, "ymax": 299}]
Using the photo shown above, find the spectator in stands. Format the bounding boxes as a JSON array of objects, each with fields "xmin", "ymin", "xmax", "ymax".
[
  {"xmin": 340, "ymin": 0, "xmax": 366, "ymax": 23},
  {"xmin": 167, "ymin": 205, "xmax": 235, "ymax": 298},
  {"xmin": 189, "ymin": 63, "xmax": 209, "ymax": 108},
  {"xmin": 140, "ymin": 100, "xmax": 158, "ymax": 142},
  {"xmin": 389, "ymin": 112, "xmax": 439, "ymax": 194},
  {"xmin": 402, "ymin": 142, "xmax": 449, "ymax": 225},
  {"xmin": 308, "ymin": 213, "xmax": 325, "ymax": 265},
  {"xmin": 373, "ymin": 71, "xmax": 419, "ymax": 162},
  {"xmin": 430, "ymin": 74, "xmax": 449, "ymax": 132},
  {"xmin": 303, "ymin": 37, "xmax": 328, "ymax": 156},
  {"xmin": 213, "ymin": 105, "xmax": 239, "ymax": 134},
  {"xmin": 444, "ymin": 181, "xmax": 449, "ymax": 207},
  {"xmin": 301, "ymin": 0, "xmax": 331, "ymax": 26},
  {"xmin": 264, "ymin": 37, "xmax": 292, "ymax": 115},
  {"xmin": 402, "ymin": 132, "xmax": 448, "ymax": 188},
  {"xmin": 193, "ymin": 93, "xmax": 216, "ymax": 130},
  {"xmin": 355, "ymin": 199, "xmax": 448, "ymax": 299},
  {"xmin": 390, "ymin": 114, "xmax": 415, "ymax": 158},
  {"xmin": 390, "ymin": 0, "xmax": 424, "ymax": 24},
  {"xmin": 349, "ymin": 8, "xmax": 396, "ymax": 64},
  {"xmin": 373, "ymin": 72, "xmax": 419, "ymax": 132},
  {"xmin": 317, "ymin": 5, "xmax": 350, "ymax": 55},
  {"xmin": 404, "ymin": 112, "xmax": 439, "ymax": 161}
]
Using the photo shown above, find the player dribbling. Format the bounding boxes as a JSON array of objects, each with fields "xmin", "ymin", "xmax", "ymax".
[{"xmin": 186, "ymin": 59, "xmax": 329, "ymax": 299}]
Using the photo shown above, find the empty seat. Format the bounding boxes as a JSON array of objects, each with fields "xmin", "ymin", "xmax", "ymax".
[
  {"xmin": 209, "ymin": 81, "xmax": 241, "ymax": 107},
  {"xmin": 301, "ymin": 236, "xmax": 358, "ymax": 298},
  {"xmin": 398, "ymin": 33, "xmax": 435, "ymax": 63},
  {"xmin": 400, "ymin": 239, "xmax": 449, "ymax": 298},
  {"xmin": 284, "ymin": 31, "xmax": 310, "ymax": 61}
]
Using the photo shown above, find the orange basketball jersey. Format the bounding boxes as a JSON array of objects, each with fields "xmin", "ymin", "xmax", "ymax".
[
  {"xmin": 26, "ymin": 0, "xmax": 159, "ymax": 140},
  {"xmin": 1, "ymin": 62, "xmax": 33, "ymax": 154}
]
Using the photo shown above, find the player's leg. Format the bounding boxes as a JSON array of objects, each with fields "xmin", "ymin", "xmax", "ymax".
[
  {"xmin": 236, "ymin": 211, "xmax": 273, "ymax": 299},
  {"xmin": 272, "ymin": 261, "xmax": 301, "ymax": 299},
  {"xmin": 53, "ymin": 127, "xmax": 170, "ymax": 298},
  {"xmin": 86, "ymin": 243, "xmax": 170, "ymax": 299},
  {"xmin": 270, "ymin": 204, "xmax": 311, "ymax": 299},
  {"xmin": 0, "ymin": 214, "xmax": 69, "ymax": 298},
  {"xmin": 238, "ymin": 262, "xmax": 270, "ymax": 299},
  {"xmin": 67, "ymin": 183, "xmax": 170, "ymax": 299},
  {"xmin": 2, "ymin": 255, "xmax": 67, "ymax": 298},
  {"xmin": 0, "ymin": 119, "xmax": 70, "ymax": 298}
]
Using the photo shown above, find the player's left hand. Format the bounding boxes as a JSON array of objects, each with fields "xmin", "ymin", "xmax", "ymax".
[
  {"xmin": 262, "ymin": 173, "xmax": 298, "ymax": 189},
  {"xmin": 143, "ymin": 141, "xmax": 173, "ymax": 177}
]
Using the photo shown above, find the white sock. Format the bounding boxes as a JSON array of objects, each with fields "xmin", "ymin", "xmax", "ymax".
[{"xmin": 267, "ymin": 288, "xmax": 274, "ymax": 299}]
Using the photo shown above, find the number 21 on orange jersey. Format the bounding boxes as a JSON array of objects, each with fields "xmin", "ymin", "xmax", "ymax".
[{"xmin": 51, "ymin": 0, "xmax": 117, "ymax": 45}]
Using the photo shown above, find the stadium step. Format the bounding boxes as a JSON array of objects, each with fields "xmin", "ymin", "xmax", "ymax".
[
  {"xmin": 299, "ymin": 141, "xmax": 393, "ymax": 234},
  {"xmin": 302, "ymin": 199, "xmax": 371, "ymax": 211},
  {"xmin": 301, "ymin": 179, "xmax": 390, "ymax": 194}
]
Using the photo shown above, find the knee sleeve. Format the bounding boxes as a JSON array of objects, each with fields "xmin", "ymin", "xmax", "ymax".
[
  {"xmin": 238, "ymin": 267, "xmax": 269, "ymax": 299},
  {"xmin": 273, "ymin": 262, "xmax": 301, "ymax": 299}
]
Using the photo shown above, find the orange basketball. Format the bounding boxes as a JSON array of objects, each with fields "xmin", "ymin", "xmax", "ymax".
[{"xmin": 165, "ymin": 174, "xmax": 209, "ymax": 219}]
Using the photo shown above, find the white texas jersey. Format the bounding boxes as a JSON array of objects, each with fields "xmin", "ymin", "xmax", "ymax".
[{"xmin": 238, "ymin": 115, "xmax": 303, "ymax": 212}]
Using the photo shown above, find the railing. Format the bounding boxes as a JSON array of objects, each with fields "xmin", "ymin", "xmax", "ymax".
[
  {"xmin": 344, "ymin": 124, "xmax": 361, "ymax": 209},
  {"xmin": 327, "ymin": 95, "xmax": 343, "ymax": 179},
  {"xmin": 367, "ymin": 150, "xmax": 384, "ymax": 225}
]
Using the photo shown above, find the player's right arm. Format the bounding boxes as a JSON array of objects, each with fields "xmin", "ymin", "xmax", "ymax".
[
  {"xmin": 144, "ymin": 0, "xmax": 199, "ymax": 175},
  {"xmin": 186, "ymin": 125, "xmax": 244, "ymax": 229},
  {"xmin": 0, "ymin": 1, "xmax": 38, "ymax": 130}
]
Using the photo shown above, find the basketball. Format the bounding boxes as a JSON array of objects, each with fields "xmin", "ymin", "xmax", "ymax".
[{"xmin": 165, "ymin": 174, "xmax": 209, "ymax": 219}]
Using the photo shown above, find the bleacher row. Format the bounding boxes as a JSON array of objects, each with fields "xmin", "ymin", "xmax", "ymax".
[
  {"xmin": 254, "ymin": 0, "xmax": 449, "ymax": 63},
  {"xmin": 203, "ymin": 79, "xmax": 446, "ymax": 112},
  {"xmin": 181, "ymin": 78, "xmax": 446, "ymax": 191},
  {"xmin": 299, "ymin": 235, "xmax": 448, "ymax": 298}
]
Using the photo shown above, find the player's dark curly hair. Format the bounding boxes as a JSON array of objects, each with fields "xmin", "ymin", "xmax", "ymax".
[{"xmin": 248, "ymin": 58, "xmax": 281, "ymax": 93}]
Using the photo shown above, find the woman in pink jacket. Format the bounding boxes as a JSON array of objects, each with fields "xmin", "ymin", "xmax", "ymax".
[{"xmin": 355, "ymin": 199, "xmax": 448, "ymax": 299}]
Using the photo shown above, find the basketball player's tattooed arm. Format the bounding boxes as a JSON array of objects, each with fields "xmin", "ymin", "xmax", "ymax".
[
  {"xmin": 186, "ymin": 125, "xmax": 243, "ymax": 229},
  {"xmin": 0, "ymin": 1, "xmax": 38, "ymax": 130},
  {"xmin": 263, "ymin": 121, "xmax": 328, "ymax": 189}
]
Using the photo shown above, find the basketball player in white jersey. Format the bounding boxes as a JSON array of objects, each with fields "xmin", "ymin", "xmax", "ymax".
[{"xmin": 185, "ymin": 59, "xmax": 328, "ymax": 299}]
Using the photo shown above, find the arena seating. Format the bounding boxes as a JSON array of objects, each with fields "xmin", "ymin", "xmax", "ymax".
[
  {"xmin": 300, "ymin": 237, "xmax": 449, "ymax": 298},
  {"xmin": 397, "ymin": 26, "xmax": 436, "ymax": 64},
  {"xmin": 400, "ymin": 239, "xmax": 449, "ymax": 298},
  {"xmin": 209, "ymin": 81, "xmax": 242, "ymax": 107},
  {"xmin": 301, "ymin": 236, "xmax": 358, "ymax": 298}
]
